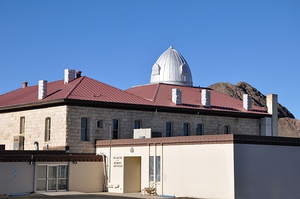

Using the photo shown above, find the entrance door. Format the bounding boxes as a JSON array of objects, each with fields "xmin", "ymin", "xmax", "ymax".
[
  {"xmin": 36, "ymin": 165, "xmax": 68, "ymax": 192},
  {"xmin": 124, "ymin": 157, "xmax": 141, "ymax": 193}
]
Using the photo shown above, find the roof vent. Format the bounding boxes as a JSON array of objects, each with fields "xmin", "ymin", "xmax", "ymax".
[
  {"xmin": 38, "ymin": 80, "xmax": 47, "ymax": 100},
  {"xmin": 64, "ymin": 69, "xmax": 76, "ymax": 84},
  {"xmin": 243, "ymin": 94, "xmax": 252, "ymax": 110},
  {"xmin": 22, "ymin": 82, "xmax": 28, "ymax": 88},
  {"xmin": 201, "ymin": 89, "xmax": 211, "ymax": 107},
  {"xmin": 76, "ymin": 70, "xmax": 82, "ymax": 78},
  {"xmin": 172, "ymin": 88, "xmax": 182, "ymax": 105}
]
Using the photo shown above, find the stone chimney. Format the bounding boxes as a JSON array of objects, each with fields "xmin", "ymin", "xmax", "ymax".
[
  {"xmin": 172, "ymin": 88, "xmax": 182, "ymax": 105},
  {"xmin": 243, "ymin": 94, "xmax": 252, "ymax": 110},
  {"xmin": 64, "ymin": 69, "xmax": 76, "ymax": 84},
  {"xmin": 22, "ymin": 82, "xmax": 28, "ymax": 88},
  {"xmin": 201, "ymin": 89, "xmax": 211, "ymax": 107},
  {"xmin": 38, "ymin": 80, "xmax": 47, "ymax": 100},
  {"xmin": 266, "ymin": 94, "xmax": 278, "ymax": 136}
]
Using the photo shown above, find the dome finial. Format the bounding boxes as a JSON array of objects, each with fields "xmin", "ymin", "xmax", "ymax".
[{"xmin": 169, "ymin": 45, "xmax": 173, "ymax": 49}]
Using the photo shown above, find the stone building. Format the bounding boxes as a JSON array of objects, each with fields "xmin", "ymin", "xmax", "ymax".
[{"xmin": 0, "ymin": 46, "xmax": 278, "ymax": 153}]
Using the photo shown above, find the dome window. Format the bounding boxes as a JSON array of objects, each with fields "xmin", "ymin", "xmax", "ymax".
[
  {"xmin": 180, "ymin": 64, "xmax": 189, "ymax": 75},
  {"xmin": 152, "ymin": 63, "xmax": 160, "ymax": 75}
]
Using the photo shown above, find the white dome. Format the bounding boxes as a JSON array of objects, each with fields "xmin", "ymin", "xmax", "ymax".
[{"xmin": 150, "ymin": 46, "xmax": 193, "ymax": 86}]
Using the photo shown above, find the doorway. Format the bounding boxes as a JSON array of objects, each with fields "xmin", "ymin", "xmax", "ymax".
[
  {"xmin": 36, "ymin": 165, "xmax": 68, "ymax": 192},
  {"xmin": 124, "ymin": 157, "xmax": 141, "ymax": 193}
]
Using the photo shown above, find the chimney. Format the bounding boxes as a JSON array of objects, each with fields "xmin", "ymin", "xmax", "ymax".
[
  {"xmin": 64, "ymin": 69, "xmax": 76, "ymax": 84},
  {"xmin": 22, "ymin": 82, "xmax": 28, "ymax": 88},
  {"xmin": 266, "ymin": 94, "xmax": 278, "ymax": 136},
  {"xmin": 38, "ymin": 80, "xmax": 47, "ymax": 100},
  {"xmin": 172, "ymin": 88, "xmax": 182, "ymax": 105},
  {"xmin": 76, "ymin": 70, "xmax": 82, "ymax": 78},
  {"xmin": 243, "ymin": 94, "xmax": 252, "ymax": 110},
  {"xmin": 201, "ymin": 89, "xmax": 211, "ymax": 107}
]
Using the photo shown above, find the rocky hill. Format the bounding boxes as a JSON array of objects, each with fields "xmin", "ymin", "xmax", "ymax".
[{"xmin": 209, "ymin": 82, "xmax": 300, "ymax": 138}]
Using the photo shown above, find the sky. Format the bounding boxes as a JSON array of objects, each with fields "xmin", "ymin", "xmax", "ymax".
[{"xmin": 0, "ymin": 0, "xmax": 300, "ymax": 118}]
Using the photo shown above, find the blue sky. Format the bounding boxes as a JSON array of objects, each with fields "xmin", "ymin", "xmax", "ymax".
[{"xmin": 1, "ymin": 0, "xmax": 300, "ymax": 118}]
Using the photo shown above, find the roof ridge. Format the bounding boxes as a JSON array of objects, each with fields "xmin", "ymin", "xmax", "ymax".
[
  {"xmin": 65, "ymin": 76, "xmax": 86, "ymax": 98},
  {"xmin": 152, "ymin": 83, "xmax": 160, "ymax": 102}
]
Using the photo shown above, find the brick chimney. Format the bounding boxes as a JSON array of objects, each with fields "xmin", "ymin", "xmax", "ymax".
[
  {"xmin": 38, "ymin": 80, "xmax": 47, "ymax": 100},
  {"xmin": 172, "ymin": 88, "xmax": 182, "ymax": 105},
  {"xmin": 76, "ymin": 70, "xmax": 82, "ymax": 78},
  {"xmin": 266, "ymin": 94, "xmax": 278, "ymax": 136},
  {"xmin": 243, "ymin": 94, "xmax": 252, "ymax": 110},
  {"xmin": 64, "ymin": 69, "xmax": 76, "ymax": 84},
  {"xmin": 22, "ymin": 82, "xmax": 28, "ymax": 88},
  {"xmin": 201, "ymin": 89, "xmax": 211, "ymax": 107}
]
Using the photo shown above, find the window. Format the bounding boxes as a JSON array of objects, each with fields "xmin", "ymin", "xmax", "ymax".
[
  {"xmin": 81, "ymin": 117, "xmax": 89, "ymax": 141},
  {"xmin": 152, "ymin": 63, "xmax": 160, "ymax": 75},
  {"xmin": 14, "ymin": 136, "xmax": 24, "ymax": 150},
  {"xmin": 183, "ymin": 122, "xmax": 190, "ymax": 136},
  {"xmin": 196, "ymin": 123, "xmax": 204, "ymax": 135},
  {"xmin": 134, "ymin": 120, "xmax": 142, "ymax": 129},
  {"xmin": 149, "ymin": 156, "xmax": 161, "ymax": 182},
  {"xmin": 112, "ymin": 119, "xmax": 119, "ymax": 139},
  {"xmin": 97, "ymin": 120, "xmax": 103, "ymax": 129},
  {"xmin": 45, "ymin": 117, "xmax": 51, "ymax": 142},
  {"xmin": 224, "ymin": 125, "xmax": 231, "ymax": 134},
  {"xmin": 166, "ymin": 122, "xmax": 172, "ymax": 137},
  {"xmin": 20, "ymin": 117, "xmax": 25, "ymax": 134},
  {"xmin": 37, "ymin": 165, "xmax": 68, "ymax": 191}
]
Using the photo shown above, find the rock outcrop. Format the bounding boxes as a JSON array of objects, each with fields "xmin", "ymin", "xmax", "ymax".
[{"xmin": 209, "ymin": 82, "xmax": 298, "ymax": 137}]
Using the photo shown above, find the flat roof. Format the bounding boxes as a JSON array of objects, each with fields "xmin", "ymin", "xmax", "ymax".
[
  {"xmin": 0, "ymin": 150, "xmax": 103, "ymax": 162},
  {"xmin": 96, "ymin": 134, "xmax": 300, "ymax": 148}
]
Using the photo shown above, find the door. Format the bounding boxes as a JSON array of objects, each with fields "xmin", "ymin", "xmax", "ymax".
[
  {"xmin": 124, "ymin": 157, "xmax": 141, "ymax": 193},
  {"xmin": 36, "ymin": 165, "xmax": 68, "ymax": 192}
]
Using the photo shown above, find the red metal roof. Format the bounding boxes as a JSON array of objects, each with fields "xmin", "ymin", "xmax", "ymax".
[
  {"xmin": 0, "ymin": 76, "xmax": 268, "ymax": 116},
  {"xmin": 126, "ymin": 83, "xmax": 267, "ymax": 115},
  {"xmin": 0, "ymin": 76, "xmax": 153, "ymax": 108}
]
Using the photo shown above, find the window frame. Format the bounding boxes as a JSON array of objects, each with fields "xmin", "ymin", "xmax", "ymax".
[
  {"xmin": 112, "ymin": 119, "xmax": 119, "ymax": 139},
  {"xmin": 45, "ymin": 117, "xmax": 51, "ymax": 142},
  {"xmin": 224, "ymin": 125, "xmax": 231, "ymax": 134},
  {"xmin": 196, "ymin": 123, "xmax": 204, "ymax": 135},
  {"xmin": 166, "ymin": 122, "xmax": 172, "ymax": 137},
  {"xmin": 80, "ymin": 117, "xmax": 90, "ymax": 141},
  {"xmin": 183, "ymin": 122, "xmax": 190, "ymax": 136},
  {"xmin": 20, "ymin": 117, "xmax": 25, "ymax": 134},
  {"xmin": 134, "ymin": 120, "xmax": 142, "ymax": 129}
]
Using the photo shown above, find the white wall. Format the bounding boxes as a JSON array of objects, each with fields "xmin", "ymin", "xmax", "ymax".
[
  {"xmin": 97, "ymin": 143, "xmax": 235, "ymax": 199},
  {"xmin": 234, "ymin": 144, "xmax": 300, "ymax": 199},
  {"xmin": 0, "ymin": 162, "xmax": 34, "ymax": 195}
]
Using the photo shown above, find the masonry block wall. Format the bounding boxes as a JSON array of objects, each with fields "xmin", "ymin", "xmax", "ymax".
[
  {"xmin": 66, "ymin": 106, "xmax": 260, "ymax": 153},
  {"xmin": 0, "ymin": 106, "xmax": 67, "ymax": 150}
]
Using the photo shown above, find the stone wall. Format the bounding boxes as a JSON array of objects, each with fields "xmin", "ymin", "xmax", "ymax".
[
  {"xmin": 0, "ymin": 106, "xmax": 67, "ymax": 150},
  {"xmin": 66, "ymin": 106, "xmax": 260, "ymax": 153}
]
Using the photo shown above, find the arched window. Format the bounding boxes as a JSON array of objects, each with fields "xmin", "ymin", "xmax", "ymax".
[
  {"xmin": 152, "ymin": 63, "xmax": 160, "ymax": 75},
  {"xmin": 224, "ymin": 125, "xmax": 231, "ymax": 134},
  {"xmin": 45, "ymin": 117, "xmax": 51, "ymax": 142},
  {"xmin": 196, "ymin": 123, "xmax": 204, "ymax": 135},
  {"xmin": 183, "ymin": 122, "xmax": 190, "ymax": 136},
  {"xmin": 180, "ymin": 64, "xmax": 189, "ymax": 75}
]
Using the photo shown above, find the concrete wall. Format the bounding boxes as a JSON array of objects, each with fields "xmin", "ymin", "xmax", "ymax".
[
  {"xmin": 97, "ymin": 143, "xmax": 235, "ymax": 199},
  {"xmin": 69, "ymin": 162, "xmax": 105, "ymax": 192},
  {"xmin": 0, "ymin": 106, "xmax": 67, "ymax": 150},
  {"xmin": 0, "ymin": 162, "xmax": 34, "ymax": 195},
  {"xmin": 234, "ymin": 144, "xmax": 300, "ymax": 199}
]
